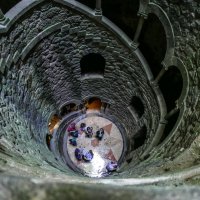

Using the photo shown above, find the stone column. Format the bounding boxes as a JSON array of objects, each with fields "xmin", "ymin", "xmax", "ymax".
[
  {"xmin": 164, "ymin": 107, "xmax": 179, "ymax": 120},
  {"xmin": 95, "ymin": 0, "xmax": 102, "ymax": 17},
  {"xmin": 131, "ymin": 13, "xmax": 148, "ymax": 50},
  {"xmin": 0, "ymin": 9, "xmax": 5, "ymax": 22},
  {"xmin": 133, "ymin": 17, "xmax": 145, "ymax": 43},
  {"xmin": 154, "ymin": 67, "xmax": 168, "ymax": 84},
  {"xmin": 0, "ymin": 9, "xmax": 9, "ymax": 26}
]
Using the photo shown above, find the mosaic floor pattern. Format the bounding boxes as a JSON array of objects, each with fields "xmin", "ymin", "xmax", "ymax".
[{"xmin": 66, "ymin": 114, "xmax": 124, "ymax": 177}]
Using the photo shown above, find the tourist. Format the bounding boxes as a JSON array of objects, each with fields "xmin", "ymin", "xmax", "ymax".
[
  {"xmin": 74, "ymin": 148, "xmax": 94, "ymax": 162},
  {"xmin": 75, "ymin": 148, "xmax": 83, "ymax": 161},
  {"xmin": 82, "ymin": 149, "xmax": 94, "ymax": 162},
  {"xmin": 85, "ymin": 126, "xmax": 93, "ymax": 138},
  {"xmin": 67, "ymin": 122, "xmax": 76, "ymax": 132},
  {"xmin": 106, "ymin": 161, "xmax": 118, "ymax": 172},
  {"xmin": 96, "ymin": 128, "xmax": 104, "ymax": 140},
  {"xmin": 69, "ymin": 130, "xmax": 79, "ymax": 138},
  {"xmin": 80, "ymin": 123, "xmax": 86, "ymax": 132},
  {"xmin": 69, "ymin": 138, "xmax": 77, "ymax": 146}
]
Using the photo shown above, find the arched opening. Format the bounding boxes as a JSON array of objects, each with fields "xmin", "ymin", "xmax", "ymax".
[
  {"xmin": 133, "ymin": 125, "xmax": 147, "ymax": 150},
  {"xmin": 80, "ymin": 53, "xmax": 105, "ymax": 77},
  {"xmin": 159, "ymin": 110, "xmax": 180, "ymax": 144},
  {"xmin": 130, "ymin": 96, "xmax": 145, "ymax": 118},
  {"xmin": 47, "ymin": 114, "xmax": 61, "ymax": 150},
  {"xmin": 85, "ymin": 97, "xmax": 102, "ymax": 111},
  {"xmin": 60, "ymin": 103, "xmax": 78, "ymax": 117},
  {"xmin": 139, "ymin": 13, "xmax": 167, "ymax": 78},
  {"xmin": 159, "ymin": 67, "xmax": 183, "ymax": 112},
  {"xmin": 48, "ymin": 114, "xmax": 61, "ymax": 134},
  {"xmin": 102, "ymin": 0, "xmax": 140, "ymax": 39},
  {"xmin": 82, "ymin": 97, "xmax": 110, "ymax": 113}
]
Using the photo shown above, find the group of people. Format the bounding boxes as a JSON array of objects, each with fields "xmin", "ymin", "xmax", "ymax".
[
  {"xmin": 67, "ymin": 122, "xmax": 105, "ymax": 147},
  {"xmin": 67, "ymin": 122, "xmax": 118, "ymax": 172},
  {"xmin": 80, "ymin": 123, "xmax": 105, "ymax": 140},
  {"xmin": 75, "ymin": 148, "xmax": 94, "ymax": 162}
]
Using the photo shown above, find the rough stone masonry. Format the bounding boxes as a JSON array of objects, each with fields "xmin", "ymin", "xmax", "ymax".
[{"xmin": 0, "ymin": 0, "xmax": 199, "ymax": 199}]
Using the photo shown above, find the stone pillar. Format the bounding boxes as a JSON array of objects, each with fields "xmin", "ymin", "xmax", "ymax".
[
  {"xmin": 164, "ymin": 107, "xmax": 179, "ymax": 120},
  {"xmin": 133, "ymin": 17, "xmax": 145, "ymax": 42},
  {"xmin": 131, "ymin": 13, "xmax": 148, "ymax": 50},
  {"xmin": 154, "ymin": 67, "xmax": 168, "ymax": 83},
  {"xmin": 0, "ymin": 9, "xmax": 5, "ymax": 22},
  {"xmin": 95, "ymin": 0, "xmax": 102, "ymax": 17},
  {"xmin": 0, "ymin": 9, "xmax": 9, "ymax": 26}
]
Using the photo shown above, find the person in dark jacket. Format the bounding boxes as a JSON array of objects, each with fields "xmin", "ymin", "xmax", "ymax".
[
  {"xmin": 75, "ymin": 148, "xmax": 83, "ymax": 161},
  {"xmin": 69, "ymin": 138, "xmax": 77, "ymax": 146},
  {"xmin": 85, "ymin": 126, "xmax": 93, "ymax": 138},
  {"xmin": 82, "ymin": 149, "xmax": 94, "ymax": 162},
  {"xmin": 80, "ymin": 123, "xmax": 86, "ymax": 132},
  {"xmin": 106, "ymin": 161, "xmax": 118, "ymax": 172},
  {"xmin": 75, "ymin": 148, "xmax": 94, "ymax": 162},
  {"xmin": 96, "ymin": 128, "xmax": 104, "ymax": 140},
  {"xmin": 67, "ymin": 122, "xmax": 76, "ymax": 132},
  {"xmin": 69, "ymin": 130, "xmax": 79, "ymax": 138}
]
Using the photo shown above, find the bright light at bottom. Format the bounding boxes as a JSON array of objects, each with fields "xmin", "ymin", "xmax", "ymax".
[{"xmin": 85, "ymin": 151, "xmax": 107, "ymax": 177}]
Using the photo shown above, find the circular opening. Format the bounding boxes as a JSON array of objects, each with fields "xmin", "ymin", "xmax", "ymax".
[
  {"xmin": 61, "ymin": 113, "xmax": 127, "ymax": 177},
  {"xmin": 45, "ymin": 97, "xmax": 126, "ymax": 177}
]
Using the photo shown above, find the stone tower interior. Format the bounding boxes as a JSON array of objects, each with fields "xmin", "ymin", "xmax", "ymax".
[{"xmin": 0, "ymin": 0, "xmax": 200, "ymax": 199}]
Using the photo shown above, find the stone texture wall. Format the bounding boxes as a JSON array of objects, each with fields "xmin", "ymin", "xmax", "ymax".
[
  {"xmin": 0, "ymin": 1, "xmax": 160, "ymax": 177},
  {"xmin": 0, "ymin": 1, "xmax": 200, "ymax": 199}
]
